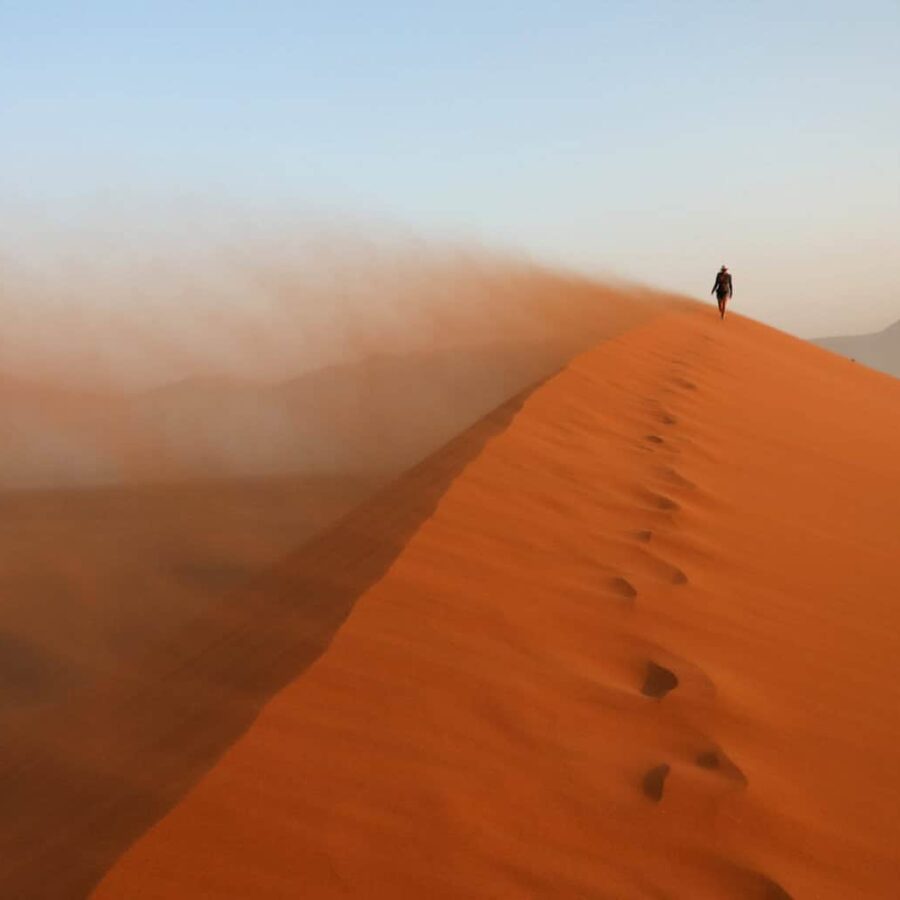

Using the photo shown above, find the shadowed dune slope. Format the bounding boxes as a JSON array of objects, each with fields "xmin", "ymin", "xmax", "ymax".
[
  {"xmin": 0, "ymin": 390, "xmax": 542, "ymax": 899},
  {"xmin": 0, "ymin": 474, "xmax": 382, "ymax": 899},
  {"xmin": 94, "ymin": 306, "xmax": 900, "ymax": 899}
]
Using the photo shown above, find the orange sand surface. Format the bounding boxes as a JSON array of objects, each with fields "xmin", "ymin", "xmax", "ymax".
[{"xmin": 91, "ymin": 305, "xmax": 900, "ymax": 898}]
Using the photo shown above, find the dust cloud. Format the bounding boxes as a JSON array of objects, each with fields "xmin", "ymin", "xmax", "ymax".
[{"xmin": 0, "ymin": 215, "xmax": 671, "ymax": 488}]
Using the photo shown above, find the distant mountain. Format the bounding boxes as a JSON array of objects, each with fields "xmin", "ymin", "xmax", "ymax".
[{"xmin": 813, "ymin": 319, "xmax": 900, "ymax": 378}]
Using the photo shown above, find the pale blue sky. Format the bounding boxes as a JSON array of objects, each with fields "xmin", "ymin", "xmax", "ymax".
[{"xmin": 3, "ymin": 1, "xmax": 899, "ymax": 335}]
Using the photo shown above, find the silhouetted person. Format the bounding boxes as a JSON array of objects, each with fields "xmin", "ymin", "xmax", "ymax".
[{"xmin": 712, "ymin": 265, "xmax": 733, "ymax": 319}]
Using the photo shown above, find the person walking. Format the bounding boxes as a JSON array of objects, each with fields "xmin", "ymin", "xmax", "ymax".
[{"xmin": 712, "ymin": 265, "xmax": 733, "ymax": 319}]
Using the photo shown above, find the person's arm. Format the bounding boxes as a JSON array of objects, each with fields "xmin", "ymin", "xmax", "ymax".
[
  {"xmin": 728, "ymin": 274, "xmax": 734, "ymax": 296},
  {"xmin": 711, "ymin": 275, "xmax": 719, "ymax": 294}
]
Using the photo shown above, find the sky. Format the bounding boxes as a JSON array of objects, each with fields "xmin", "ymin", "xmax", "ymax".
[{"xmin": 2, "ymin": 1, "xmax": 899, "ymax": 336}]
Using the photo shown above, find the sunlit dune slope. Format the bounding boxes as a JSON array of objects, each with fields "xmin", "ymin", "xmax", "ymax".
[{"xmin": 94, "ymin": 305, "xmax": 900, "ymax": 899}]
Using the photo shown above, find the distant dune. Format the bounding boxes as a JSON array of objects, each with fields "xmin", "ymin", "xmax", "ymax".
[
  {"xmin": 813, "ymin": 318, "xmax": 900, "ymax": 377},
  {"xmin": 86, "ymin": 306, "xmax": 900, "ymax": 898},
  {"xmin": 2, "ymin": 347, "xmax": 545, "ymax": 488},
  {"xmin": 0, "ymin": 257, "xmax": 668, "ymax": 489}
]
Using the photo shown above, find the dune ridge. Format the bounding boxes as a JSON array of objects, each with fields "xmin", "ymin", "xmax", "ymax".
[{"xmin": 90, "ymin": 305, "xmax": 900, "ymax": 898}]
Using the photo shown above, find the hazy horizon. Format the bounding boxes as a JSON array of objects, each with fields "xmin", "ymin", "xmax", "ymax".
[{"xmin": 4, "ymin": 2, "xmax": 899, "ymax": 338}]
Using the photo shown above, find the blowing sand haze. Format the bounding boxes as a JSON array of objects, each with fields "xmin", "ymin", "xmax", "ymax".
[
  {"xmin": 0, "ymin": 257, "xmax": 675, "ymax": 898},
  {"xmin": 7, "ymin": 1, "xmax": 900, "ymax": 894}
]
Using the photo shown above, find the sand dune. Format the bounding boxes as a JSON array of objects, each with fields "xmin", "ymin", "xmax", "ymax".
[
  {"xmin": 813, "ymin": 318, "xmax": 900, "ymax": 378},
  {"xmin": 1, "ymin": 269, "xmax": 673, "ymax": 897},
  {"xmin": 0, "ymin": 473, "xmax": 386, "ymax": 898},
  {"xmin": 0, "ymin": 388, "xmax": 541, "ymax": 899},
  {"xmin": 85, "ymin": 305, "xmax": 900, "ymax": 898}
]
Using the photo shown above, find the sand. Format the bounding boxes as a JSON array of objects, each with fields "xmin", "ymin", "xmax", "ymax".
[
  {"xmin": 0, "ymin": 474, "xmax": 385, "ymax": 899},
  {"xmin": 83, "ymin": 304, "xmax": 900, "ymax": 898},
  {"xmin": 1, "ymin": 266, "xmax": 669, "ymax": 898}
]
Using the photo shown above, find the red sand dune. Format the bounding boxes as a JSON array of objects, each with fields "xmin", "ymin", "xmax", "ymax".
[
  {"xmin": 88, "ymin": 304, "xmax": 900, "ymax": 898},
  {"xmin": 1, "ymin": 268, "xmax": 670, "ymax": 897}
]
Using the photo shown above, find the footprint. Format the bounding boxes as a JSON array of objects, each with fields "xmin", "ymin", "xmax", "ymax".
[
  {"xmin": 657, "ymin": 466, "xmax": 696, "ymax": 491},
  {"xmin": 726, "ymin": 865, "xmax": 794, "ymax": 899},
  {"xmin": 759, "ymin": 877, "xmax": 793, "ymax": 900},
  {"xmin": 695, "ymin": 749, "xmax": 748, "ymax": 786},
  {"xmin": 631, "ymin": 643, "xmax": 717, "ymax": 701},
  {"xmin": 634, "ymin": 529, "xmax": 653, "ymax": 543},
  {"xmin": 638, "ymin": 551, "xmax": 688, "ymax": 585},
  {"xmin": 635, "ymin": 488, "xmax": 681, "ymax": 513},
  {"xmin": 609, "ymin": 576, "xmax": 638, "ymax": 601},
  {"xmin": 659, "ymin": 412, "xmax": 678, "ymax": 426},
  {"xmin": 641, "ymin": 662, "xmax": 679, "ymax": 699},
  {"xmin": 649, "ymin": 492, "xmax": 679, "ymax": 512},
  {"xmin": 644, "ymin": 434, "xmax": 665, "ymax": 445},
  {"xmin": 673, "ymin": 377, "xmax": 698, "ymax": 391},
  {"xmin": 642, "ymin": 764, "xmax": 670, "ymax": 802}
]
